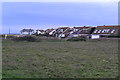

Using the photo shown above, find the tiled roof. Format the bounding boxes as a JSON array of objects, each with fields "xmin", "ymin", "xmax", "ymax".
[
  {"xmin": 62, "ymin": 28, "xmax": 73, "ymax": 34},
  {"xmin": 45, "ymin": 29, "xmax": 54, "ymax": 33},
  {"xmin": 98, "ymin": 25, "xmax": 119, "ymax": 27},
  {"xmin": 57, "ymin": 27, "xmax": 69, "ymax": 29},
  {"xmin": 72, "ymin": 27, "xmax": 91, "ymax": 34},
  {"xmin": 92, "ymin": 25, "xmax": 120, "ymax": 35}
]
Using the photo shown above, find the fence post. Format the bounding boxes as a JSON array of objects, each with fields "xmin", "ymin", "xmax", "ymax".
[{"xmin": 5, "ymin": 34, "xmax": 7, "ymax": 39}]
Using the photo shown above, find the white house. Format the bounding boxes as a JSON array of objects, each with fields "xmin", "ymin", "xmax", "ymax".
[{"xmin": 20, "ymin": 29, "xmax": 34, "ymax": 35}]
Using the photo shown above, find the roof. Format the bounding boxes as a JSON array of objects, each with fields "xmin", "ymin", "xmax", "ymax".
[
  {"xmin": 20, "ymin": 29, "xmax": 34, "ymax": 32},
  {"xmin": 92, "ymin": 25, "xmax": 120, "ymax": 35},
  {"xmin": 46, "ymin": 29, "xmax": 54, "ymax": 31},
  {"xmin": 73, "ymin": 26, "xmax": 91, "ymax": 29},
  {"xmin": 36, "ymin": 30, "xmax": 44, "ymax": 32},
  {"xmin": 72, "ymin": 27, "xmax": 91, "ymax": 34},
  {"xmin": 55, "ymin": 27, "xmax": 69, "ymax": 33},
  {"xmin": 97, "ymin": 25, "xmax": 119, "ymax": 27},
  {"xmin": 57, "ymin": 27, "xmax": 69, "ymax": 29},
  {"xmin": 62, "ymin": 28, "xmax": 73, "ymax": 34},
  {"xmin": 45, "ymin": 28, "xmax": 54, "ymax": 33}
]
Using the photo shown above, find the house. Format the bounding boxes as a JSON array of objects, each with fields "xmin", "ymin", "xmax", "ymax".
[
  {"xmin": 52, "ymin": 27, "xmax": 69, "ymax": 37},
  {"xmin": 36, "ymin": 29, "xmax": 45, "ymax": 35},
  {"xmin": 44, "ymin": 28, "xmax": 56, "ymax": 36},
  {"xmin": 91, "ymin": 25, "xmax": 120, "ymax": 39},
  {"xmin": 68, "ymin": 26, "xmax": 95, "ymax": 38},
  {"xmin": 59, "ymin": 28, "xmax": 73, "ymax": 38},
  {"xmin": 20, "ymin": 29, "xmax": 34, "ymax": 35},
  {"xmin": 42, "ymin": 28, "xmax": 55, "ymax": 37}
]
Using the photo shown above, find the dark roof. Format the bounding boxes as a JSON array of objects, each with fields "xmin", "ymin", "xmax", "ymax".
[
  {"xmin": 73, "ymin": 26, "xmax": 91, "ymax": 29},
  {"xmin": 21, "ymin": 29, "xmax": 34, "ymax": 32},
  {"xmin": 36, "ymin": 30, "xmax": 44, "ymax": 32},
  {"xmin": 57, "ymin": 27, "xmax": 69, "ymax": 29},
  {"xmin": 45, "ymin": 29, "xmax": 54, "ymax": 33}
]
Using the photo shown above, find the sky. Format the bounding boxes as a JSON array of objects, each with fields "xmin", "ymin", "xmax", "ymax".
[
  {"xmin": 1, "ymin": 0, "xmax": 119, "ymax": 2},
  {"xmin": 2, "ymin": 1, "xmax": 118, "ymax": 34}
]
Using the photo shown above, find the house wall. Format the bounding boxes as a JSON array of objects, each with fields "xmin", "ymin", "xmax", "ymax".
[
  {"xmin": 21, "ymin": 32, "xmax": 34, "ymax": 35},
  {"xmin": 49, "ymin": 30, "xmax": 56, "ymax": 35},
  {"xmin": 59, "ymin": 34, "xmax": 65, "ymax": 38},
  {"xmin": 91, "ymin": 35, "xmax": 100, "ymax": 39},
  {"xmin": 21, "ymin": 32, "xmax": 29, "ymax": 35},
  {"xmin": 36, "ymin": 31, "xmax": 41, "ymax": 34},
  {"xmin": 72, "ymin": 34, "xmax": 79, "ymax": 37}
]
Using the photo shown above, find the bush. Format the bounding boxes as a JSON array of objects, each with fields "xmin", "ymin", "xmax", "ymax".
[
  {"xmin": 67, "ymin": 37, "xmax": 86, "ymax": 41},
  {"xmin": 2, "ymin": 34, "xmax": 16, "ymax": 39},
  {"xmin": 13, "ymin": 36, "xmax": 38, "ymax": 42},
  {"xmin": 38, "ymin": 37, "xmax": 64, "ymax": 42}
]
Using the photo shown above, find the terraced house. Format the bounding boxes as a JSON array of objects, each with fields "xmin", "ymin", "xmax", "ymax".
[
  {"xmin": 91, "ymin": 25, "xmax": 120, "ymax": 39},
  {"xmin": 52, "ymin": 27, "xmax": 69, "ymax": 38},
  {"xmin": 58, "ymin": 27, "xmax": 73, "ymax": 38},
  {"xmin": 68, "ymin": 26, "xmax": 96, "ymax": 38},
  {"xmin": 32, "ymin": 25, "xmax": 120, "ymax": 39},
  {"xmin": 36, "ymin": 29, "xmax": 45, "ymax": 35}
]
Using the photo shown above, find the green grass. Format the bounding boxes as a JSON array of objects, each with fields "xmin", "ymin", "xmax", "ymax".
[{"xmin": 2, "ymin": 39, "xmax": 118, "ymax": 78}]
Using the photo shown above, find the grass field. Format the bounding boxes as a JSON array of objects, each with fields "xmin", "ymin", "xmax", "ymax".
[{"xmin": 2, "ymin": 39, "xmax": 118, "ymax": 78}]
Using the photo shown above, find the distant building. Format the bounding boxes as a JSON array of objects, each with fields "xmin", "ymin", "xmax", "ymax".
[
  {"xmin": 45, "ymin": 28, "xmax": 55, "ymax": 36},
  {"xmin": 36, "ymin": 29, "xmax": 45, "ymax": 35},
  {"xmin": 20, "ymin": 29, "xmax": 34, "ymax": 35},
  {"xmin": 54, "ymin": 27, "xmax": 69, "ymax": 38},
  {"xmin": 91, "ymin": 25, "xmax": 120, "ymax": 39},
  {"xmin": 68, "ymin": 26, "xmax": 95, "ymax": 38},
  {"xmin": 49, "ymin": 29, "xmax": 56, "ymax": 36},
  {"xmin": 59, "ymin": 27, "xmax": 73, "ymax": 38}
]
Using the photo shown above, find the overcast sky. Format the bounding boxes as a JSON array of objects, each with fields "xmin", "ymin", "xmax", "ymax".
[{"xmin": 2, "ymin": 2, "xmax": 118, "ymax": 34}]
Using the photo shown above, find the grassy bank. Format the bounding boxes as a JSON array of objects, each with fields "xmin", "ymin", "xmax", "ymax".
[{"xmin": 2, "ymin": 39, "xmax": 118, "ymax": 78}]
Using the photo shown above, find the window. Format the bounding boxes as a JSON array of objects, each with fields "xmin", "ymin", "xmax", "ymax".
[
  {"xmin": 101, "ymin": 29, "xmax": 110, "ymax": 33},
  {"xmin": 60, "ymin": 29, "xmax": 64, "ymax": 32},
  {"xmin": 98, "ymin": 30, "xmax": 102, "ymax": 33},
  {"xmin": 93, "ymin": 30, "xmax": 98, "ymax": 33},
  {"xmin": 75, "ymin": 29, "xmax": 78, "ymax": 31},
  {"xmin": 70, "ymin": 31, "xmax": 74, "ymax": 34},
  {"xmin": 111, "ymin": 29, "xmax": 115, "ymax": 33}
]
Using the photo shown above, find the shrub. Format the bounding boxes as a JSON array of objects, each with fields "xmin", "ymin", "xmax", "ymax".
[
  {"xmin": 39, "ymin": 37, "xmax": 64, "ymax": 42},
  {"xmin": 2, "ymin": 34, "xmax": 16, "ymax": 39},
  {"xmin": 66, "ymin": 37, "xmax": 86, "ymax": 41},
  {"xmin": 13, "ymin": 36, "xmax": 38, "ymax": 42}
]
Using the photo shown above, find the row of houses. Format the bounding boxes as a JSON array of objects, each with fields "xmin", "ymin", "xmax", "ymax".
[{"xmin": 20, "ymin": 25, "xmax": 120, "ymax": 39}]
